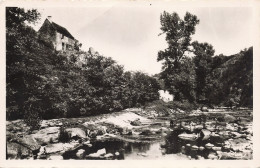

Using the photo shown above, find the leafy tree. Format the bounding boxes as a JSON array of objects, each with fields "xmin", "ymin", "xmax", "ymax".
[
  {"xmin": 192, "ymin": 41, "xmax": 215, "ymax": 102},
  {"xmin": 157, "ymin": 11, "xmax": 199, "ymax": 101}
]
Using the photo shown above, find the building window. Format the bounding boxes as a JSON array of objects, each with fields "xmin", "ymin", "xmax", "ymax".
[
  {"xmin": 61, "ymin": 34, "xmax": 64, "ymax": 39},
  {"xmin": 62, "ymin": 42, "xmax": 65, "ymax": 50}
]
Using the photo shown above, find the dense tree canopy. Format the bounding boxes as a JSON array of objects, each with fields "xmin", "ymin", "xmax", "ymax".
[
  {"xmin": 158, "ymin": 11, "xmax": 199, "ymax": 101},
  {"xmin": 192, "ymin": 41, "xmax": 215, "ymax": 101},
  {"xmin": 158, "ymin": 11, "xmax": 253, "ymax": 108},
  {"xmin": 6, "ymin": 7, "xmax": 161, "ymax": 121}
]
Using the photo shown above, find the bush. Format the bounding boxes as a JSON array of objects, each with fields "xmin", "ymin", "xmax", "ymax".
[
  {"xmin": 167, "ymin": 100, "xmax": 198, "ymax": 112},
  {"xmin": 23, "ymin": 97, "xmax": 42, "ymax": 131},
  {"xmin": 58, "ymin": 126, "xmax": 70, "ymax": 143}
]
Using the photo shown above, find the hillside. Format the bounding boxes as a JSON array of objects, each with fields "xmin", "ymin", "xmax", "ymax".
[
  {"xmin": 209, "ymin": 47, "xmax": 253, "ymax": 107},
  {"xmin": 6, "ymin": 8, "xmax": 161, "ymax": 122}
]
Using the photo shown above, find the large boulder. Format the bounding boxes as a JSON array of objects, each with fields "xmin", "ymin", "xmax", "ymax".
[
  {"xmin": 200, "ymin": 129, "xmax": 211, "ymax": 141},
  {"xmin": 45, "ymin": 141, "xmax": 81, "ymax": 154},
  {"xmin": 7, "ymin": 142, "xmax": 32, "ymax": 159},
  {"xmin": 224, "ymin": 114, "xmax": 236, "ymax": 123},
  {"xmin": 65, "ymin": 128, "xmax": 87, "ymax": 139},
  {"xmin": 32, "ymin": 127, "xmax": 60, "ymax": 144},
  {"xmin": 13, "ymin": 135, "xmax": 41, "ymax": 151}
]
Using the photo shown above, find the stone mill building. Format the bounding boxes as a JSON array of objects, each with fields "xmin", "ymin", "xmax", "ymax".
[{"xmin": 38, "ymin": 16, "xmax": 76, "ymax": 51}]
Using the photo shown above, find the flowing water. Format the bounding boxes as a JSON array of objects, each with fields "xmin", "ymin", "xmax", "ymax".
[{"xmin": 62, "ymin": 109, "xmax": 252, "ymax": 160}]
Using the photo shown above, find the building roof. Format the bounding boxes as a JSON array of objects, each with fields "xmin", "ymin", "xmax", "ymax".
[{"xmin": 50, "ymin": 20, "xmax": 75, "ymax": 40}]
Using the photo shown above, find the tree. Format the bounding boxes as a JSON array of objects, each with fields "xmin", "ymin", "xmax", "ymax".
[
  {"xmin": 192, "ymin": 41, "xmax": 215, "ymax": 102},
  {"xmin": 6, "ymin": 7, "xmax": 42, "ymax": 120},
  {"xmin": 157, "ymin": 11, "xmax": 199, "ymax": 101}
]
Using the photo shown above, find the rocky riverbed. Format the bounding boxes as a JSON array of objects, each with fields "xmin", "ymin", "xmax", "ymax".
[{"xmin": 6, "ymin": 108, "xmax": 253, "ymax": 160}]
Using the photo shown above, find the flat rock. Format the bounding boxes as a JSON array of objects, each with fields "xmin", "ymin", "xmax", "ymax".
[
  {"xmin": 7, "ymin": 142, "xmax": 32, "ymax": 159},
  {"xmin": 32, "ymin": 127, "xmax": 60, "ymax": 144},
  {"xmin": 65, "ymin": 128, "xmax": 87, "ymax": 139}
]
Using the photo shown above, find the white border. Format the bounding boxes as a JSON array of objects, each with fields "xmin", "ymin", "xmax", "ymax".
[{"xmin": 1, "ymin": 0, "xmax": 259, "ymax": 167}]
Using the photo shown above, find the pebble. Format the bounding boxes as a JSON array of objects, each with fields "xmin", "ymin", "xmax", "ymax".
[
  {"xmin": 191, "ymin": 145, "xmax": 199, "ymax": 151},
  {"xmin": 199, "ymin": 146, "xmax": 205, "ymax": 151},
  {"xmin": 205, "ymin": 143, "xmax": 214, "ymax": 149},
  {"xmin": 212, "ymin": 147, "xmax": 222, "ymax": 151}
]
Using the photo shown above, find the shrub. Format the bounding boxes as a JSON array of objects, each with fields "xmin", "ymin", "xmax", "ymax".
[
  {"xmin": 167, "ymin": 100, "xmax": 198, "ymax": 112},
  {"xmin": 58, "ymin": 126, "xmax": 70, "ymax": 143},
  {"xmin": 23, "ymin": 97, "xmax": 43, "ymax": 131}
]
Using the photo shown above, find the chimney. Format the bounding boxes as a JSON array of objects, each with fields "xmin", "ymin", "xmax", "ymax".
[{"xmin": 47, "ymin": 16, "xmax": 52, "ymax": 23}]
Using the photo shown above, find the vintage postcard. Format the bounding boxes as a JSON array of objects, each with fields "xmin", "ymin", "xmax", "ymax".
[{"xmin": 0, "ymin": 0, "xmax": 259, "ymax": 167}]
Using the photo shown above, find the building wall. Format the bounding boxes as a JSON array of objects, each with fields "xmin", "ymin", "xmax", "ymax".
[
  {"xmin": 38, "ymin": 20, "xmax": 57, "ymax": 48},
  {"xmin": 55, "ymin": 32, "xmax": 75, "ymax": 51}
]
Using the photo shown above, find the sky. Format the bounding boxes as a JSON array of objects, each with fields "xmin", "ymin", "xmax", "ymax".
[{"xmin": 31, "ymin": 5, "xmax": 253, "ymax": 75}]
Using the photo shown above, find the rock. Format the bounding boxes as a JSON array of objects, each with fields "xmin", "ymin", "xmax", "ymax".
[
  {"xmin": 220, "ymin": 152, "xmax": 244, "ymax": 159},
  {"xmin": 76, "ymin": 149, "xmax": 85, "ymax": 159},
  {"xmin": 197, "ymin": 155, "xmax": 205, "ymax": 160},
  {"xmin": 37, "ymin": 146, "xmax": 46, "ymax": 157},
  {"xmin": 45, "ymin": 141, "xmax": 80, "ymax": 154},
  {"xmin": 212, "ymin": 147, "xmax": 222, "ymax": 151},
  {"xmin": 32, "ymin": 127, "xmax": 60, "ymax": 144},
  {"xmin": 208, "ymin": 152, "xmax": 218, "ymax": 160},
  {"xmin": 181, "ymin": 146, "xmax": 185, "ymax": 153},
  {"xmin": 231, "ymin": 132, "xmax": 243, "ymax": 139},
  {"xmin": 104, "ymin": 153, "xmax": 114, "ymax": 158},
  {"xmin": 45, "ymin": 143, "xmax": 64, "ymax": 154},
  {"xmin": 194, "ymin": 125, "xmax": 203, "ymax": 130},
  {"xmin": 206, "ymin": 126, "xmax": 216, "ymax": 132},
  {"xmin": 201, "ymin": 106, "xmax": 209, "ymax": 112},
  {"xmin": 65, "ymin": 128, "xmax": 87, "ymax": 139},
  {"xmin": 88, "ymin": 130, "xmax": 98, "ymax": 138},
  {"xmin": 200, "ymin": 129, "xmax": 211, "ymax": 141},
  {"xmin": 224, "ymin": 114, "xmax": 236, "ymax": 123},
  {"xmin": 205, "ymin": 143, "xmax": 214, "ymax": 149},
  {"xmin": 186, "ymin": 144, "xmax": 191, "ymax": 147},
  {"xmin": 199, "ymin": 146, "xmax": 205, "ymax": 151},
  {"xmin": 7, "ymin": 142, "xmax": 32, "ymax": 159},
  {"xmin": 191, "ymin": 145, "xmax": 199, "ymax": 151},
  {"xmin": 211, "ymin": 132, "xmax": 220, "ymax": 138},
  {"xmin": 88, "ymin": 148, "xmax": 106, "ymax": 157},
  {"xmin": 130, "ymin": 118, "xmax": 142, "ymax": 126},
  {"xmin": 178, "ymin": 133, "xmax": 199, "ymax": 141},
  {"xmin": 223, "ymin": 141, "xmax": 231, "ymax": 150},
  {"xmin": 15, "ymin": 135, "xmax": 41, "ymax": 151},
  {"xmin": 48, "ymin": 155, "xmax": 63, "ymax": 160}
]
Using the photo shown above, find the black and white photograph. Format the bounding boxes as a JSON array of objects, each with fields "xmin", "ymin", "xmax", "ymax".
[{"xmin": 1, "ymin": 0, "xmax": 259, "ymax": 166}]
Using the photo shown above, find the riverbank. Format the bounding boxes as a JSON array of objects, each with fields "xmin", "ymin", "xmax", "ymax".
[{"xmin": 6, "ymin": 107, "xmax": 253, "ymax": 160}]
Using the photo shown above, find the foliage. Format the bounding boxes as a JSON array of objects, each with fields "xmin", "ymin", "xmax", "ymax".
[
  {"xmin": 6, "ymin": 7, "xmax": 161, "ymax": 120},
  {"xmin": 157, "ymin": 11, "xmax": 253, "ymax": 108},
  {"xmin": 157, "ymin": 11, "xmax": 199, "ymax": 101},
  {"xmin": 192, "ymin": 41, "xmax": 215, "ymax": 102},
  {"xmin": 23, "ymin": 97, "xmax": 42, "ymax": 131}
]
